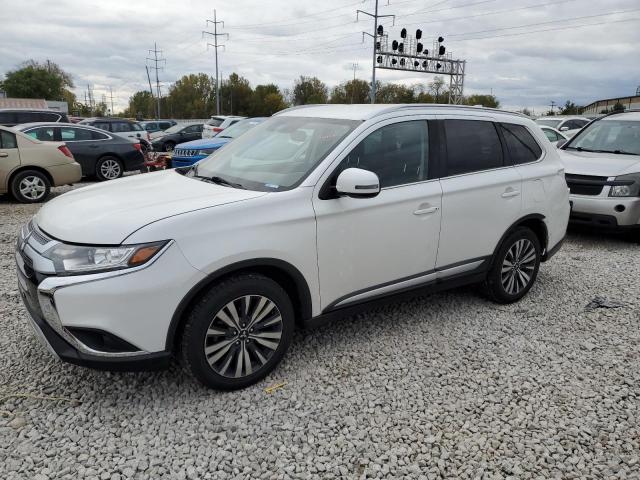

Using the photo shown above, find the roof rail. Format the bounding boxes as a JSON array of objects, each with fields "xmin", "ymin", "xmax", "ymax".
[
  {"xmin": 376, "ymin": 103, "xmax": 530, "ymax": 119},
  {"xmin": 274, "ymin": 104, "xmax": 328, "ymax": 116}
]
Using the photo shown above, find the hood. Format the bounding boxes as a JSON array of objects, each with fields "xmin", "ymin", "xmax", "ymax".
[
  {"xmin": 36, "ymin": 170, "xmax": 267, "ymax": 244},
  {"xmin": 558, "ymin": 149, "xmax": 640, "ymax": 177},
  {"xmin": 176, "ymin": 138, "xmax": 230, "ymax": 150}
]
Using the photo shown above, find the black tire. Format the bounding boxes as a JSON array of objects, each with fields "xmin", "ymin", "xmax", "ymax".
[
  {"xmin": 483, "ymin": 227, "xmax": 541, "ymax": 304},
  {"xmin": 163, "ymin": 141, "xmax": 175, "ymax": 152},
  {"xmin": 95, "ymin": 156, "xmax": 123, "ymax": 181},
  {"xmin": 180, "ymin": 274, "xmax": 294, "ymax": 390},
  {"xmin": 10, "ymin": 170, "xmax": 51, "ymax": 203}
]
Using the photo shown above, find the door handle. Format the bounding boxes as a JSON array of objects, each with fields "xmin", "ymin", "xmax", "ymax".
[
  {"xmin": 414, "ymin": 206, "xmax": 439, "ymax": 215},
  {"xmin": 0, "ymin": 152, "xmax": 8, "ymax": 158},
  {"xmin": 501, "ymin": 189, "xmax": 520, "ymax": 198}
]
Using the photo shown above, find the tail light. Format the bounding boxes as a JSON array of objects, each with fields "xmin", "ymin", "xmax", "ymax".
[
  {"xmin": 213, "ymin": 127, "xmax": 223, "ymax": 132},
  {"xmin": 58, "ymin": 145, "xmax": 74, "ymax": 159},
  {"xmin": 133, "ymin": 143, "xmax": 142, "ymax": 152}
]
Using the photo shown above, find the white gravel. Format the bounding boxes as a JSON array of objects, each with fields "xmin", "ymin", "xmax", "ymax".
[{"xmin": 1, "ymin": 182, "xmax": 639, "ymax": 479}]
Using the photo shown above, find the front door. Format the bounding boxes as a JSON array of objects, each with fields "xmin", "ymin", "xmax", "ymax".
[
  {"xmin": 313, "ymin": 118, "xmax": 442, "ymax": 311},
  {"xmin": 59, "ymin": 126, "xmax": 98, "ymax": 175},
  {"xmin": 0, "ymin": 129, "xmax": 21, "ymax": 191}
]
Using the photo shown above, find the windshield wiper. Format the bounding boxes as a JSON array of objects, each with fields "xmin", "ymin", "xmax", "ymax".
[
  {"xmin": 209, "ymin": 175, "xmax": 246, "ymax": 189},
  {"xmin": 565, "ymin": 146, "xmax": 596, "ymax": 152},
  {"xmin": 604, "ymin": 149, "xmax": 638, "ymax": 156}
]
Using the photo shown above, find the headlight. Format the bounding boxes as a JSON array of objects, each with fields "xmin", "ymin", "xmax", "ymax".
[
  {"xmin": 43, "ymin": 241, "xmax": 168, "ymax": 275},
  {"xmin": 199, "ymin": 148, "xmax": 219, "ymax": 155},
  {"xmin": 609, "ymin": 173, "xmax": 640, "ymax": 197}
]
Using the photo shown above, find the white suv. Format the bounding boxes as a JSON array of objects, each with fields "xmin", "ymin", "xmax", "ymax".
[{"xmin": 16, "ymin": 105, "xmax": 569, "ymax": 390}]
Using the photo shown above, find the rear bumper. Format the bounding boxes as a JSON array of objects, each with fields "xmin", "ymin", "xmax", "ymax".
[
  {"xmin": 122, "ymin": 151, "xmax": 145, "ymax": 172},
  {"xmin": 49, "ymin": 162, "xmax": 82, "ymax": 186}
]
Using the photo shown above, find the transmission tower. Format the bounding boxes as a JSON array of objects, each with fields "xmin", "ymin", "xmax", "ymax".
[
  {"xmin": 357, "ymin": 1, "xmax": 395, "ymax": 103},
  {"xmin": 203, "ymin": 10, "xmax": 229, "ymax": 115},
  {"xmin": 147, "ymin": 43, "xmax": 166, "ymax": 119}
]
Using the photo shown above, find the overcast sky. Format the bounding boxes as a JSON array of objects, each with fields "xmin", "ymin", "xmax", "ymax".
[{"xmin": 1, "ymin": 0, "xmax": 639, "ymax": 114}]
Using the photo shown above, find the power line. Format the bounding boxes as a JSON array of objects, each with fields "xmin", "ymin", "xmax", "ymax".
[
  {"xmin": 146, "ymin": 43, "xmax": 166, "ymax": 119},
  {"xmin": 203, "ymin": 9, "xmax": 229, "ymax": 116}
]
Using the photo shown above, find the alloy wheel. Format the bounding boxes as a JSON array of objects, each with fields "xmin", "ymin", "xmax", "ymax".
[
  {"xmin": 100, "ymin": 159, "xmax": 121, "ymax": 180},
  {"xmin": 19, "ymin": 176, "xmax": 47, "ymax": 200},
  {"xmin": 501, "ymin": 238, "xmax": 537, "ymax": 295},
  {"xmin": 203, "ymin": 295, "xmax": 283, "ymax": 378}
]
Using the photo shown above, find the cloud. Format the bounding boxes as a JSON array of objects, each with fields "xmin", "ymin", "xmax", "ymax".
[{"xmin": 1, "ymin": 0, "xmax": 638, "ymax": 113}]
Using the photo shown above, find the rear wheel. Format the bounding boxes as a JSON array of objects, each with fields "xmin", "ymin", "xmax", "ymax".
[
  {"xmin": 180, "ymin": 274, "xmax": 294, "ymax": 390},
  {"xmin": 95, "ymin": 156, "xmax": 123, "ymax": 181},
  {"xmin": 484, "ymin": 227, "xmax": 541, "ymax": 303},
  {"xmin": 11, "ymin": 170, "xmax": 51, "ymax": 203},
  {"xmin": 163, "ymin": 141, "xmax": 175, "ymax": 152}
]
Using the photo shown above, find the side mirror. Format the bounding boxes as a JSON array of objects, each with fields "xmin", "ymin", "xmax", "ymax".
[
  {"xmin": 559, "ymin": 126, "xmax": 569, "ymax": 131},
  {"xmin": 335, "ymin": 168, "xmax": 380, "ymax": 198},
  {"xmin": 556, "ymin": 139, "xmax": 567, "ymax": 148}
]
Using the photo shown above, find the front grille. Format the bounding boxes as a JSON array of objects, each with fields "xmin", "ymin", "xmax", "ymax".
[
  {"xmin": 30, "ymin": 227, "xmax": 51, "ymax": 245},
  {"xmin": 565, "ymin": 174, "xmax": 608, "ymax": 196}
]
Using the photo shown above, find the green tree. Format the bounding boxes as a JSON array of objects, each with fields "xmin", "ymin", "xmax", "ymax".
[
  {"xmin": 520, "ymin": 107, "xmax": 533, "ymax": 117},
  {"xmin": 560, "ymin": 100, "xmax": 580, "ymax": 115},
  {"xmin": 1, "ymin": 59, "xmax": 74, "ymax": 101},
  {"xmin": 465, "ymin": 94, "xmax": 500, "ymax": 108},
  {"xmin": 249, "ymin": 84, "xmax": 287, "ymax": 116},
  {"xmin": 166, "ymin": 73, "xmax": 216, "ymax": 118},
  {"xmin": 376, "ymin": 83, "xmax": 415, "ymax": 103},
  {"xmin": 219, "ymin": 73, "xmax": 253, "ymax": 116},
  {"xmin": 293, "ymin": 76, "xmax": 328, "ymax": 105},
  {"xmin": 612, "ymin": 101, "xmax": 625, "ymax": 113},
  {"xmin": 330, "ymin": 79, "xmax": 370, "ymax": 104},
  {"xmin": 126, "ymin": 91, "xmax": 155, "ymax": 119}
]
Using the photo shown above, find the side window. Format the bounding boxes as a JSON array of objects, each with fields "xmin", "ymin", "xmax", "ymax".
[
  {"xmin": 340, "ymin": 121, "xmax": 428, "ymax": 188},
  {"xmin": 130, "ymin": 123, "xmax": 143, "ymax": 131},
  {"xmin": 93, "ymin": 122, "xmax": 110, "ymax": 131},
  {"xmin": 61, "ymin": 127, "xmax": 93, "ymax": 141},
  {"xmin": 0, "ymin": 112, "xmax": 16, "ymax": 124},
  {"xmin": 185, "ymin": 124, "xmax": 202, "ymax": 133},
  {"xmin": 41, "ymin": 112, "xmax": 62, "ymax": 122},
  {"xmin": 91, "ymin": 130, "xmax": 110, "ymax": 140},
  {"xmin": 444, "ymin": 120, "xmax": 503, "ymax": 176},
  {"xmin": 500, "ymin": 123, "xmax": 542, "ymax": 165},
  {"xmin": 159, "ymin": 122, "xmax": 171, "ymax": 129},
  {"xmin": 0, "ymin": 130, "xmax": 18, "ymax": 148},
  {"xmin": 543, "ymin": 129, "xmax": 558, "ymax": 142},
  {"xmin": 16, "ymin": 112, "xmax": 45, "ymax": 123},
  {"xmin": 27, "ymin": 127, "xmax": 56, "ymax": 142},
  {"xmin": 145, "ymin": 123, "xmax": 157, "ymax": 131},
  {"xmin": 112, "ymin": 122, "xmax": 132, "ymax": 132}
]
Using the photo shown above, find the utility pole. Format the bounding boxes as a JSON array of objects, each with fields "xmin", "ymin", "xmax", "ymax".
[
  {"xmin": 109, "ymin": 87, "xmax": 114, "ymax": 116},
  {"xmin": 147, "ymin": 43, "xmax": 166, "ymax": 120},
  {"xmin": 357, "ymin": 1, "xmax": 395, "ymax": 104},
  {"xmin": 203, "ymin": 10, "xmax": 229, "ymax": 116},
  {"xmin": 351, "ymin": 62, "xmax": 358, "ymax": 104},
  {"xmin": 549, "ymin": 100, "xmax": 556, "ymax": 114}
]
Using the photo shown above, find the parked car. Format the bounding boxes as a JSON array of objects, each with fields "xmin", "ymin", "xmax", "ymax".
[
  {"xmin": 151, "ymin": 123, "xmax": 204, "ymax": 151},
  {"xmin": 0, "ymin": 108, "xmax": 69, "ymax": 127},
  {"xmin": 16, "ymin": 123, "xmax": 145, "ymax": 181},
  {"xmin": 172, "ymin": 118, "xmax": 266, "ymax": 168},
  {"xmin": 202, "ymin": 116, "xmax": 245, "ymax": 139},
  {"xmin": 16, "ymin": 104, "xmax": 569, "ymax": 390},
  {"xmin": 558, "ymin": 110, "xmax": 640, "ymax": 231},
  {"xmin": 79, "ymin": 117, "xmax": 152, "ymax": 152},
  {"xmin": 540, "ymin": 126, "xmax": 568, "ymax": 147},
  {"xmin": 139, "ymin": 120, "xmax": 177, "ymax": 133},
  {"xmin": 535, "ymin": 116, "xmax": 590, "ymax": 138},
  {"xmin": 0, "ymin": 125, "xmax": 81, "ymax": 203}
]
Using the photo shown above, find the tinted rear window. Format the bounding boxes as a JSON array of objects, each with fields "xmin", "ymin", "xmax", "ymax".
[
  {"xmin": 207, "ymin": 118, "xmax": 224, "ymax": 127},
  {"xmin": 444, "ymin": 120, "xmax": 503, "ymax": 176},
  {"xmin": 500, "ymin": 123, "xmax": 542, "ymax": 165},
  {"xmin": 0, "ymin": 112, "xmax": 16, "ymax": 124}
]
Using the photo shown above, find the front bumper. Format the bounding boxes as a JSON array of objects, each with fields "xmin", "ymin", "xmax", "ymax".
[
  {"xmin": 171, "ymin": 155, "xmax": 206, "ymax": 168},
  {"xmin": 15, "ymin": 220, "xmax": 205, "ymax": 371},
  {"xmin": 569, "ymin": 194, "xmax": 640, "ymax": 228}
]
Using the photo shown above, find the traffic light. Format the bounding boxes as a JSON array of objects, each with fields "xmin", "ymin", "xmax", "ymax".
[
  {"xmin": 401, "ymin": 28, "xmax": 407, "ymax": 38},
  {"xmin": 377, "ymin": 25, "xmax": 384, "ymax": 35},
  {"xmin": 417, "ymin": 43, "xmax": 423, "ymax": 53},
  {"xmin": 392, "ymin": 40, "xmax": 398, "ymax": 50},
  {"xmin": 439, "ymin": 45, "xmax": 446, "ymax": 55},
  {"xmin": 416, "ymin": 29, "xmax": 422, "ymax": 40}
]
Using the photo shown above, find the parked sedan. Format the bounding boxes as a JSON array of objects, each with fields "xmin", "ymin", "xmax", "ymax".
[
  {"xmin": 0, "ymin": 125, "xmax": 81, "ymax": 203},
  {"xmin": 172, "ymin": 118, "xmax": 266, "ymax": 168},
  {"xmin": 151, "ymin": 123, "xmax": 204, "ymax": 151},
  {"xmin": 139, "ymin": 120, "xmax": 177, "ymax": 133},
  {"xmin": 559, "ymin": 110, "xmax": 640, "ymax": 231},
  {"xmin": 540, "ymin": 126, "xmax": 568, "ymax": 147},
  {"xmin": 17, "ymin": 123, "xmax": 145, "ymax": 181},
  {"xmin": 79, "ymin": 117, "xmax": 152, "ymax": 152}
]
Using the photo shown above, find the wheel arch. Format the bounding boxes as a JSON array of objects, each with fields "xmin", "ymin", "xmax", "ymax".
[
  {"xmin": 166, "ymin": 258, "xmax": 313, "ymax": 352},
  {"xmin": 491, "ymin": 214, "xmax": 548, "ymax": 265},
  {"xmin": 7, "ymin": 165, "xmax": 54, "ymax": 191}
]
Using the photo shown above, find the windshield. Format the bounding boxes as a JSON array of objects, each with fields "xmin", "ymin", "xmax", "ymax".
[
  {"xmin": 217, "ymin": 119, "xmax": 263, "ymax": 139},
  {"xmin": 566, "ymin": 120, "xmax": 640, "ymax": 155},
  {"xmin": 194, "ymin": 116, "xmax": 360, "ymax": 191},
  {"xmin": 536, "ymin": 119, "xmax": 561, "ymax": 128},
  {"xmin": 163, "ymin": 125, "xmax": 183, "ymax": 134}
]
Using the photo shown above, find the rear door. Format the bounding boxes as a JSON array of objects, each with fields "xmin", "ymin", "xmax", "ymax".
[
  {"xmin": 59, "ymin": 126, "xmax": 99, "ymax": 175},
  {"xmin": 0, "ymin": 130, "xmax": 21, "ymax": 192},
  {"xmin": 436, "ymin": 117, "xmax": 522, "ymax": 269}
]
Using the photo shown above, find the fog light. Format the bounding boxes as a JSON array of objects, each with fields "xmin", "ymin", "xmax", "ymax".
[{"xmin": 614, "ymin": 205, "xmax": 626, "ymax": 213}]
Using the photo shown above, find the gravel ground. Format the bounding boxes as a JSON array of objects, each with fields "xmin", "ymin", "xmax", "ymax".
[{"xmin": 1, "ymin": 182, "xmax": 639, "ymax": 479}]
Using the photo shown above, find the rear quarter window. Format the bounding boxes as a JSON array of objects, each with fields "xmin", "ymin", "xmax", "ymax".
[
  {"xmin": 0, "ymin": 130, "xmax": 18, "ymax": 148},
  {"xmin": 500, "ymin": 123, "xmax": 542, "ymax": 165}
]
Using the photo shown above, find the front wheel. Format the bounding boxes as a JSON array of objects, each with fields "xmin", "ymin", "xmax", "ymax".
[
  {"xmin": 484, "ymin": 227, "xmax": 541, "ymax": 304},
  {"xmin": 180, "ymin": 274, "xmax": 294, "ymax": 390},
  {"xmin": 11, "ymin": 170, "xmax": 51, "ymax": 203},
  {"xmin": 95, "ymin": 156, "xmax": 123, "ymax": 181}
]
